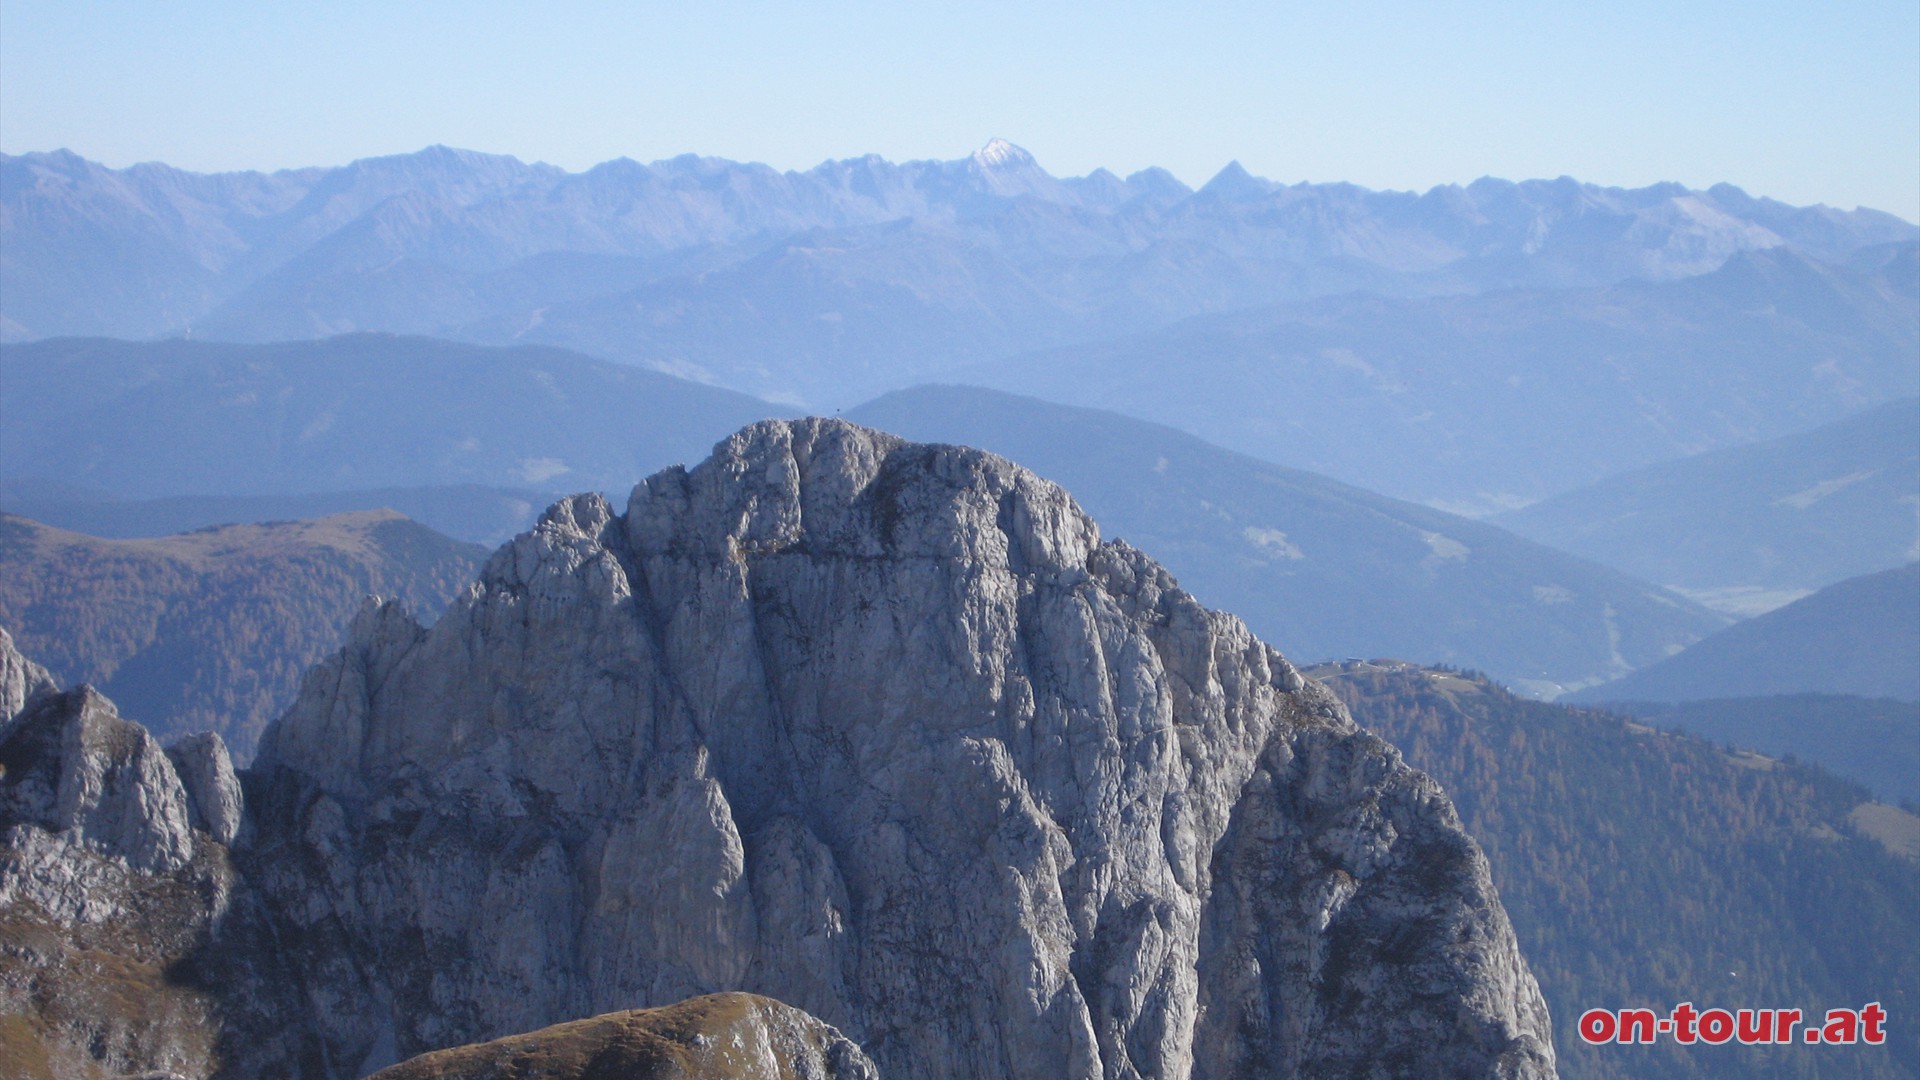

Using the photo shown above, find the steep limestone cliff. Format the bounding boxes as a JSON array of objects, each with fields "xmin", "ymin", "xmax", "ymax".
[{"xmin": 249, "ymin": 419, "xmax": 1556, "ymax": 1078}]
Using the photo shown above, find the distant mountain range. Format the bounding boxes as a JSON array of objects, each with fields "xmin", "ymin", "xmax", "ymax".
[
  {"xmin": 1569, "ymin": 562, "xmax": 1920, "ymax": 704},
  {"xmin": 1494, "ymin": 396, "xmax": 1920, "ymax": 601},
  {"xmin": 7, "ymin": 145, "xmax": 1912, "ymax": 368},
  {"xmin": 8, "ymin": 139, "xmax": 1918, "ymax": 1080},
  {"xmin": 8, "ymin": 145, "xmax": 1915, "ymax": 511},
  {"xmin": 0, "ymin": 511, "xmax": 485, "ymax": 757},
  {"xmin": 849, "ymin": 386, "xmax": 1726, "ymax": 695}
]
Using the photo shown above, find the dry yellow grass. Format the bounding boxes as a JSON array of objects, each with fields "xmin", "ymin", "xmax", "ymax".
[{"xmin": 370, "ymin": 993, "xmax": 849, "ymax": 1080}]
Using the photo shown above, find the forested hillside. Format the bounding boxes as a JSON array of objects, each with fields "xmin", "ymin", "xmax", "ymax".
[
  {"xmin": 0, "ymin": 512, "xmax": 485, "ymax": 757},
  {"xmin": 1319, "ymin": 661, "xmax": 1919, "ymax": 1080},
  {"xmin": 1609, "ymin": 694, "xmax": 1920, "ymax": 805}
]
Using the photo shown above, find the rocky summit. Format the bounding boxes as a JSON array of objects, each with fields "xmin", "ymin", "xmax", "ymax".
[{"xmin": 2, "ymin": 419, "xmax": 1556, "ymax": 1078}]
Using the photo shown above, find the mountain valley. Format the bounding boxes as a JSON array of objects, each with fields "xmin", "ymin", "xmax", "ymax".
[
  {"xmin": 1494, "ymin": 396, "xmax": 1920, "ymax": 602},
  {"xmin": 1567, "ymin": 562, "xmax": 1920, "ymax": 705},
  {"xmin": 966, "ymin": 244, "xmax": 1919, "ymax": 508}
]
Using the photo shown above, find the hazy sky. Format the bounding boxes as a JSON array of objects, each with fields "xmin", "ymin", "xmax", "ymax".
[{"xmin": 4, "ymin": 0, "xmax": 1916, "ymax": 219}]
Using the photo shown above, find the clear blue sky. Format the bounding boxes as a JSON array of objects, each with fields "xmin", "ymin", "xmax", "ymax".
[{"xmin": 3, "ymin": 0, "xmax": 1916, "ymax": 220}]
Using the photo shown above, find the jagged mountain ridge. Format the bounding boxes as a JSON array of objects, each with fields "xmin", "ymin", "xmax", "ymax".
[
  {"xmin": 0, "ymin": 647, "xmax": 870, "ymax": 1080},
  {"xmin": 0, "ymin": 420, "xmax": 1557, "ymax": 1077},
  {"xmin": 0, "ymin": 651, "xmax": 254, "ymax": 1079},
  {"xmin": 244, "ymin": 418, "xmax": 1555, "ymax": 1078},
  {"xmin": 9, "ymin": 421, "xmax": 1916, "ymax": 1079},
  {"xmin": 7, "ymin": 144, "xmax": 1913, "ymax": 407}
]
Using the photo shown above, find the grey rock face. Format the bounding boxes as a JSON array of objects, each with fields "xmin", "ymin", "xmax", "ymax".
[
  {"xmin": 251, "ymin": 419, "xmax": 1556, "ymax": 1078},
  {"xmin": 167, "ymin": 731, "xmax": 246, "ymax": 846},
  {"xmin": 0, "ymin": 685, "xmax": 198, "ymax": 881},
  {"xmin": 0, "ymin": 630, "xmax": 246, "ymax": 912},
  {"xmin": 0, "ymin": 668, "xmax": 243, "ymax": 1080},
  {"xmin": 0, "ymin": 624, "xmax": 57, "ymax": 728}
]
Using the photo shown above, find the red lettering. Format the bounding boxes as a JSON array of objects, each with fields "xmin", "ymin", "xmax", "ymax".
[
  {"xmin": 1572, "ymin": 1002, "xmax": 1871, "ymax": 1047},
  {"xmin": 1822, "ymin": 1009, "xmax": 1860, "ymax": 1045},
  {"xmin": 1862, "ymin": 1002, "xmax": 1886, "ymax": 1045},
  {"xmin": 1619, "ymin": 1009, "xmax": 1657, "ymax": 1044},
  {"xmin": 1579, "ymin": 1009, "xmax": 1617, "ymax": 1044},
  {"xmin": 1699, "ymin": 1008, "xmax": 1735, "ymax": 1044},
  {"xmin": 1671, "ymin": 1002, "xmax": 1699, "ymax": 1044}
]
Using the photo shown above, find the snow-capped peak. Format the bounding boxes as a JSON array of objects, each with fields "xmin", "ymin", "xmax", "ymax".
[{"xmin": 972, "ymin": 138, "xmax": 1035, "ymax": 169}]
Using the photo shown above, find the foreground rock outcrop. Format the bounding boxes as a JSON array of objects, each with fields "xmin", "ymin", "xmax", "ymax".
[
  {"xmin": 0, "ymin": 635, "xmax": 244, "ymax": 1079},
  {"xmin": 369, "ymin": 993, "xmax": 877, "ymax": 1080},
  {"xmin": 246, "ymin": 419, "xmax": 1555, "ymax": 1078}
]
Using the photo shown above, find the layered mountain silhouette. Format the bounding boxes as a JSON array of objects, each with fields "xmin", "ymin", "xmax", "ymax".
[
  {"xmin": 7, "ymin": 138, "xmax": 1917, "ymax": 1080},
  {"xmin": 1495, "ymin": 396, "xmax": 1920, "ymax": 600},
  {"xmin": 1568, "ymin": 562, "xmax": 1920, "ymax": 704},
  {"xmin": 0, "ymin": 334, "xmax": 1731, "ymax": 696},
  {"xmin": 849, "ymin": 385, "xmax": 1727, "ymax": 695},
  {"xmin": 10, "ymin": 145, "xmax": 1914, "ymax": 513},
  {"xmin": 0, "ymin": 335, "xmax": 777, "ymax": 498},
  {"xmin": 968, "ymin": 244, "xmax": 1920, "ymax": 507}
]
